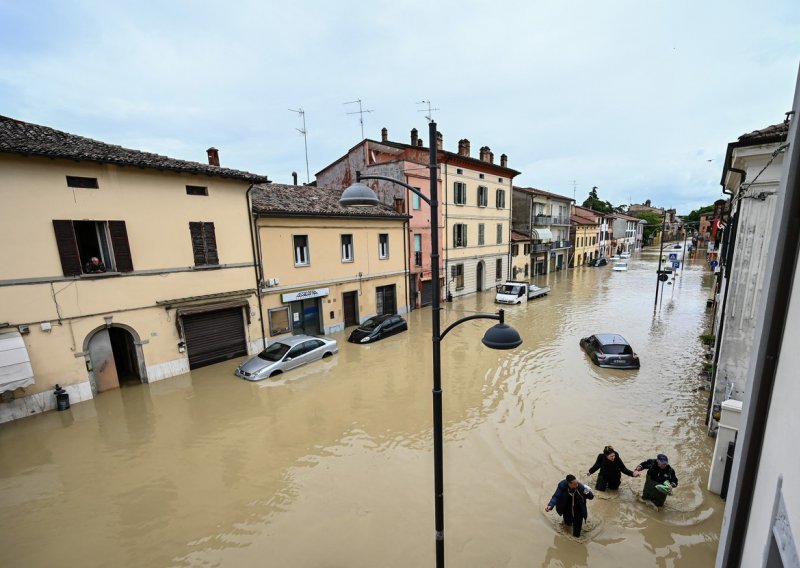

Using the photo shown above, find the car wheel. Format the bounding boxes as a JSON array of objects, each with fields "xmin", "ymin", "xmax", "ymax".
[
  {"xmin": 270, "ymin": 370, "xmax": 283, "ymax": 377},
  {"xmin": 322, "ymin": 352, "xmax": 332, "ymax": 359}
]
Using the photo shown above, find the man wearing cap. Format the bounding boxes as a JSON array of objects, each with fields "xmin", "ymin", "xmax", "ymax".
[{"xmin": 634, "ymin": 454, "xmax": 678, "ymax": 507}]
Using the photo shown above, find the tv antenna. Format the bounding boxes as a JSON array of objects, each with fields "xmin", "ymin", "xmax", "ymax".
[
  {"xmin": 417, "ymin": 99, "xmax": 440, "ymax": 122},
  {"xmin": 572, "ymin": 180, "xmax": 577, "ymax": 201},
  {"xmin": 288, "ymin": 107, "xmax": 310, "ymax": 184},
  {"xmin": 344, "ymin": 99, "xmax": 373, "ymax": 139}
]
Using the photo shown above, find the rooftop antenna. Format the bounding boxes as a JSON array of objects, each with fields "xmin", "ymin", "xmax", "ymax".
[
  {"xmin": 288, "ymin": 107, "xmax": 310, "ymax": 184},
  {"xmin": 417, "ymin": 100, "xmax": 440, "ymax": 123},
  {"xmin": 572, "ymin": 180, "xmax": 577, "ymax": 201},
  {"xmin": 344, "ymin": 99, "xmax": 373, "ymax": 139}
]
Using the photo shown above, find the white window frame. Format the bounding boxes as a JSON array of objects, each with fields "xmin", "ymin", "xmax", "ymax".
[
  {"xmin": 341, "ymin": 234, "xmax": 354, "ymax": 263},
  {"xmin": 412, "ymin": 190, "xmax": 421, "ymax": 210},
  {"xmin": 293, "ymin": 234, "xmax": 309, "ymax": 266},
  {"xmin": 453, "ymin": 224, "xmax": 467, "ymax": 248},
  {"xmin": 477, "ymin": 186, "xmax": 488, "ymax": 207},
  {"xmin": 454, "ymin": 182, "xmax": 467, "ymax": 205},
  {"xmin": 496, "ymin": 189, "xmax": 506, "ymax": 209},
  {"xmin": 378, "ymin": 233, "xmax": 389, "ymax": 259}
]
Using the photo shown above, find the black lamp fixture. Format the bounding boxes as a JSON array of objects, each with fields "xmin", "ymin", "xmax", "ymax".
[{"xmin": 340, "ymin": 121, "xmax": 522, "ymax": 567}]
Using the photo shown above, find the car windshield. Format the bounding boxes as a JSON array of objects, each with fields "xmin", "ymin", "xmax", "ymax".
[
  {"xmin": 602, "ymin": 343, "xmax": 633, "ymax": 355},
  {"xmin": 498, "ymin": 285, "xmax": 521, "ymax": 294},
  {"xmin": 614, "ymin": 263, "xmax": 626, "ymax": 268},
  {"xmin": 359, "ymin": 318, "xmax": 382, "ymax": 331},
  {"xmin": 257, "ymin": 342, "xmax": 291, "ymax": 361}
]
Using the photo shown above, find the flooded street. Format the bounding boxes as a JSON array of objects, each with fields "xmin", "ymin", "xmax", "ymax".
[{"xmin": 0, "ymin": 248, "xmax": 722, "ymax": 567}]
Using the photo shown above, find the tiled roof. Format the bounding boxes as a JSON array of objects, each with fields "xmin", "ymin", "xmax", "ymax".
[
  {"xmin": 738, "ymin": 121, "xmax": 790, "ymax": 143},
  {"xmin": 251, "ymin": 183, "xmax": 408, "ymax": 218},
  {"xmin": 0, "ymin": 115, "xmax": 270, "ymax": 183},
  {"xmin": 571, "ymin": 214, "xmax": 596, "ymax": 225},
  {"xmin": 513, "ymin": 186, "xmax": 574, "ymax": 202},
  {"xmin": 511, "ymin": 230, "xmax": 530, "ymax": 241}
]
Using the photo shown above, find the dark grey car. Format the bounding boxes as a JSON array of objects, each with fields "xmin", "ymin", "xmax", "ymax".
[{"xmin": 579, "ymin": 333, "xmax": 640, "ymax": 369}]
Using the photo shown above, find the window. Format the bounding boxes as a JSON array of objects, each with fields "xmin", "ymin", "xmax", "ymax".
[
  {"xmin": 341, "ymin": 234, "xmax": 354, "ymax": 262},
  {"xmin": 66, "ymin": 176, "xmax": 99, "ymax": 189},
  {"xmin": 186, "ymin": 185, "xmax": 208, "ymax": 196},
  {"xmin": 414, "ymin": 234, "xmax": 422, "ymax": 266},
  {"xmin": 376, "ymin": 285, "xmax": 397, "ymax": 315},
  {"xmin": 52, "ymin": 219, "xmax": 134, "ymax": 276},
  {"xmin": 478, "ymin": 224, "xmax": 485, "ymax": 245},
  {"xmin": 496, "ymin": 189, "xmax": 506, "ymax": 208},
  {"xmin": 294, "ymin": 235, "xmax": 309, "ymax": 266},
  {"xmin": 511, "ymin": 244, "xmax": 519, "ymax": 256},
  {"xmin": 498, "ymin": 177, "xmax": 504, "ymax": 183},
  {"xmin": 496, "ymin": 258, "xmax": 503, "ymax": 280},
  {"xmin": 479, "ymin": 173, "xmax": 485, "ymax": 179},
  {"xmin": 497, "ymin": 223, "xmax": 503, "ymax": 244},
  {"xmin": 378, "ymin": 233, "xmax": 389, "ymax": 259},
  {"xmin": 268, "ymin": 307, "xmax": 292, "ymax": 336},
  {"xmin": 412, "ymin": 190, "xmax": 421, "ymax": 210},
  {"xmin": 189, "ymin": 222, "xmax": 219, "ymax": 266},
  {"xmin": 524, "ymin": 244, "xmax": 530, "ymax": 255},
  {"xmin": 456, "ymin": 168, "xmax": 463, "ymax": 175},
  {"xmin": 477, "ymin": 186, "xmax": 488, "ymax": 207},
  {"xmin": 451, "ymin": 264, "xmax": 464, "ymax": 290},
  {"xmin": 453, "ymin": 224, "xmax": 468, "ymax": 248},
  {"xmin": 454, "ymin": 182, "xmax": 467, "ymax": 205}
]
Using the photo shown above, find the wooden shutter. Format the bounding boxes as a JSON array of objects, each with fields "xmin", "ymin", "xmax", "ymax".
[
  {"xmin": 108, "ymin": 221, "xmax": 134, "ymax": 272},
  {"xmin": 464, "ymin": 225, "xmax": 468, "ymax": 247},
  {"xmin": 190, "ymin": 222, "xmax": 206, "ymax": 265},
  {"xmin": 52, "ymin": 220, "xmax": 82, "ymax": 276},
  {"xmin": 203, "ymin": 223, "xmax": 219, "ymax": 265}
]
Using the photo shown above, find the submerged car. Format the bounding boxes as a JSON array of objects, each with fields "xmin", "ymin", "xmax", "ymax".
[
  {"xmin": 620, "ymin": 252, "xmax": 631, "ymax": 259},
  {"xmin": 612, "ymin": 262, "xmax": 628, "ymax": 272},
  {"xmin": 348, "ymin": 314, "xmax": 408, "ymax": 344},
  {"xmin": 235, "ymin": 334, "xmax": 338, "ymax": 380},
  {"xmin": 579, "ymin": 334, "xmax": 640, "ymax": 369},
  {"xmin": 589, "ymin": 258, "xmax": 608, "ymax": 267}
]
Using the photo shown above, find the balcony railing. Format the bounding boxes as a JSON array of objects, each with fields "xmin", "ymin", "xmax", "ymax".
[
  {"xmin": 551, "ymin": 240, "xmax": 573, "ymax": 249},
  {"xmin": 531, "ymin": 243, "xmax": 550, "ymax": 253},
  {"xmin": 414, "ymin": 251, "xmax": 423, "ymax": 267},
  {"xmin": 532, "ymin": 215, "xmax": 571, "ymax": 226},
  {"xmin": 551, "ymin": 216, "xmax": 571, "ymax": 226}
]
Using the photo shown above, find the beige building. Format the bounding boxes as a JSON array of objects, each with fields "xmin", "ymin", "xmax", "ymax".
[
  {"xmin": 441, "ymin": 139, "xmax": 519, "ymax": 298},
  {"xmin": 512, "ymin": 187, "xmax": 574, "ymax": 275},
  {"xmin": 510, "ymin": 231, "xmax": 531, "ymax": 279},
  {"xmin": 571, "ymin": 207, "xmax": 599, "ymax": 266},
  {"xmin": 0, "ymin": 115, "xmax": 270, "ymax": 423},
  {"xmin": 251, "ymin": 184, "xmax": 408, "ymax": 336}
]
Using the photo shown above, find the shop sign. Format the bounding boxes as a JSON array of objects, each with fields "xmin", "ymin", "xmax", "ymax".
[{"xmin": 281, "ymin": 287, "xmax": 330, "ymax": 302}]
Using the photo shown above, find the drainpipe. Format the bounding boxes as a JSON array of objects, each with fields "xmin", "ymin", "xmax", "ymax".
[
  {"xmin": 402, "ymin": 175, "xmax": 410, "ymax": 314},
  {"xmin": 246, "ymin": 184, "xmax": 267, "ymax": 350},
  {"xmin": 718, "ymin": 101, "xmax": 798, "ymax": 567}
]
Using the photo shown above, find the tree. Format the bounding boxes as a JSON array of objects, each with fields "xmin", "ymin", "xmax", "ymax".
[
  {"xmin": 633, "ymin": 210, "xmax": 663, "ymax": 241},
  {"xmin": 684, "ymin": 204, "xmax": 715, "ymax": 223},
  {"xmin": 581, "ymin": 187, "xmax": 614, "ymax": 213}
]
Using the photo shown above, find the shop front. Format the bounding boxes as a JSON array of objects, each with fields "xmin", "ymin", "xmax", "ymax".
[{"xmin": 281, "ymin": 288, "xmax": 328, "ymax": 336}]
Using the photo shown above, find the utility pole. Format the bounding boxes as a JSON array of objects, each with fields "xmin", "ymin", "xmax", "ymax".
[
  {"xmin": 654, "ymin": 209, "xmax": 668, "ymax": 306},
  {"xmin": 288, "ymin": 108, "xmax": 310, "ymax": 184},
  {"xmin": 344, "ymin": 99, "xmax": 374, "ymax": 139}
]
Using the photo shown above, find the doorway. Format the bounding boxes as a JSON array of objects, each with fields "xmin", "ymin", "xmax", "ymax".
[
  {"xmin": 87, "ymin": 326, "xmax": 143, "ymax": 393},
  {"xmin": 290, "ymin": 298, "xmax": 322, "ymax": 335},
  {"xmin": 343, "ymin": 291, "xmax": 359, "ymax": 327},
  {"xmin": 476, "ymin": 261, "xmax": 484, "ymax": 292}
]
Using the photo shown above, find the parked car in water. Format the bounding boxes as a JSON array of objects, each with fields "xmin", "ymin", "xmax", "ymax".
[
  {"xmin": 579, "ymin": 334, "xmax": 640, "ymax": 369},
  {"xmin": 620, "ymin": 251, "xmax": 631, "ymax": 259},
  {"xmin": 589, "ymin": 258, "xmax": 608, "ymax": 267},
  {"xmin": 235, "ymin": 334, "xmax": 338, "ymax": 380},
  {"xmin": 612, "ymin": 262, "xmax": 628, "ymax": 272},
  {"xmin": 348, "ymin": 314, "xmax": 408, "ymax": 344}
]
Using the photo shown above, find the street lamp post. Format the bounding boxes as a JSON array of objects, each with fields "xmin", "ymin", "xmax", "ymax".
[{"xmin": 340, "ymin": 121, "xmax": 522, "ymax": 567}]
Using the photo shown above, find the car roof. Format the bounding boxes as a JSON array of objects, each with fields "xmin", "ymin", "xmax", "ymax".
[
  {"xmin": 274, "ymin": 334, "xmax": 323, "ymax": 346},
  {"xmin": 593, "ymin": 334, "xmax": 631, "ymax": 345},
  {"xmin": 365, "ymin": 314, "xmax": 395, "ymax": 323}
]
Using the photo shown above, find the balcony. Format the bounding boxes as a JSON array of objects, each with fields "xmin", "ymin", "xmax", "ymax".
[
  {"xmin": 551, "ymin": 240, "xmax": 573, "ymax": 249},
  {"xmin": 551, "ymin": 216, "xmax": 571, "ymax": 226},
  {"xmin": 414, "ymin": 251, "xmax": 423, "ymax": 267},
  {"xmin": 532, "ymin": 215, "xmax": 552, "ymax": 226},
  {"xmin": 531, "ymin": 243, "xmax": 550, "ymax": 253}
]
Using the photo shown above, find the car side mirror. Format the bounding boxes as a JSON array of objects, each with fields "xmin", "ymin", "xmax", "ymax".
[{"xmin": 284, "ymin": 356, "xmax": 293, "ymax": 361}]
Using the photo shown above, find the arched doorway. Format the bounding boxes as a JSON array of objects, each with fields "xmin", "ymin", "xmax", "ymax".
[
  {"xmin": 476, "ymin": 261, "xmax": 484, "ymax": 292},
  {"xmin": 85, "ymin": 325, "xmax": 145, "ymax": 393}
]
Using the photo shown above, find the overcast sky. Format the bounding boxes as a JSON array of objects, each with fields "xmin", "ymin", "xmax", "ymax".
[{"xmin": 2, "ymin": 0, "xmax": 798, "ymax": 213}]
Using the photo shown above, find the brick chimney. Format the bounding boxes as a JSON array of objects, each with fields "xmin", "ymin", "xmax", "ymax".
[
  {"xmin": 500, "ymin": 154, "xmax": 507, "ymax": 168},
  {"xmin": 206, "ymin": 147, "xmax": 220, "ymax": 167},
  {"xmin": 417, "ymin": 139, "xmax": 423, "ymax": 147},
  {"xmin": 479, "ymin": 146, "xmax": 489, "ymax": 162},
  {"xmin": 381, "ymin": 127, "xmax": 388, "ymax": 142},
  {"xmin": 436, "ymin": 131, "xmax": 443, "ymax": 150},
  {"xmin": 458, "ymin": 139, "xmax": 471, "ymax": 157},
  {"xmin": 394, "ymin": 197, "xmax": 405, "ymax": 213},
  {"xmin": 462, "ymin": 138, "xmax": 470, "ymax": 157},
  {"xmin": 410, "ymin": 128, "xmax": 418, "ymax": 146},
  {"xmin": 488, "ymin": 149, "xmax": 494, "ymax": 164}
]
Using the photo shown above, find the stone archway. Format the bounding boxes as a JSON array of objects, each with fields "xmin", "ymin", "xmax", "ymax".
[{"xmin": 83, "ymin": 323, "xmax": 147, "ymax": 394}]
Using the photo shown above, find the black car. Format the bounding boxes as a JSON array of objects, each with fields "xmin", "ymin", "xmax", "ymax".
[
  {"xmin": 347, "ymin": 314, "xmax": 408, "ymax": 344},
  {"xmin": 590, "ymin": 258, "xmax": 608, "ymax": 267},
  {"xmin": 579, "ymin": 334, "xmax": 640, "ymax": 369}
]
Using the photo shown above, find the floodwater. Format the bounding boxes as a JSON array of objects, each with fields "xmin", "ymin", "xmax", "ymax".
[{"xmin": 0, "ymin": 247, "xmax": 722, "ymax": 567}]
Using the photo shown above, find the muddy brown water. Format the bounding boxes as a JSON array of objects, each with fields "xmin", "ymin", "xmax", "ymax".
[{"xmin": 0, "ymin": 248, "xmax": 722, "ymax": 567}]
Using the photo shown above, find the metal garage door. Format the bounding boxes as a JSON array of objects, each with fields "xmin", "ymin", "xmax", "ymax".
[
  {"xmin": 420, "ymin": 280, "xmax": 433, "ymax": 307},
  {"xmin": 183, "ymin": 308, "xmax": 247, "ymax": 369}
]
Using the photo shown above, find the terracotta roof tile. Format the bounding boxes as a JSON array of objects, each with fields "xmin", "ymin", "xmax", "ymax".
[
  {"xmin": 738, "ymin": 121, "xmax": 790, "ymax": 143},
  {"xmin": 513, "ymin": 186, "xmax": 574, "ymax": 201},
  {"xmin": 251, "ymin": 183, "xmax": 408, "ymax": 218},
  {"xmin": 0, "ymin": 115, "xmax": 270, "ymax": 183}
]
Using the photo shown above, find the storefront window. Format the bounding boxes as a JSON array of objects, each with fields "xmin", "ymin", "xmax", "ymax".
[{"xmin": 268, "ymin": 307, "xmax": 292, "ymax": 336}]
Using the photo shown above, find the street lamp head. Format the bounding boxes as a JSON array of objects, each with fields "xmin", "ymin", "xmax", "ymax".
[
  {"xmin": 339, "ymin": 182, "xmax": 381, "ymax": 207},
  {"xmin": 481, "ymin": 323, "xmax": 523, "ymax": 350}
]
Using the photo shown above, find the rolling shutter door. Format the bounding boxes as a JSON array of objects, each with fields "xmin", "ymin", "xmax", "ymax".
[
  {"xmin": 420, "ymin": 280, "xmax": 433, "ymax": 306},
  {"xmin": 182, "ymin": 307, "xmax": 247, "ymax": 369}
]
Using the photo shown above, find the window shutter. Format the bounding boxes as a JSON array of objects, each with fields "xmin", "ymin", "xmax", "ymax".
[
  {"xmin": 108, "ymin": 220, "xmax": 134, "ymax": 272},
  {"xmin": 451, "ymin": 265, "xmax": 457, "ymax": 279},
  {"xmin": 464, "ymin": 226, "xmax": 468, "ymax": 247},
  {"xmin": 52, "ymin": 220, "xmax": 82, "ymax": 276},
  {"xmin": 203, "ymin": 223, "xmax": 219, "ymax": 265},
  {"xmin": 190, "ymin": 222, "xmax": 206, "ymax": 265}
]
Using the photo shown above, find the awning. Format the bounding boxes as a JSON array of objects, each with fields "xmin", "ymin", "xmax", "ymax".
[
  {"xmin": 0, "ymin": 331, "xmax": 35, "ymax": 392},
  {"xmin": 531, "ymin": 228, "xmax": 553, "ymax": 241}
]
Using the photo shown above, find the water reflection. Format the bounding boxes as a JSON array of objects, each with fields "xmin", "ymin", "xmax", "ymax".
[{"xmin": 0, "ymin": 249, "xmax": 722, "ymax": 567}]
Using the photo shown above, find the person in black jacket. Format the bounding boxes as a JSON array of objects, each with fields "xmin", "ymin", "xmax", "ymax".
[
  {"xmin": 586, "ymin": 445, "xmax": 639, "ymax": 491},
  {"xmin": 635, "ymin": 453, "xmax": 678, "ymax": 507},
  {"xmin": 545, "ymin": 474, "xmax": 594, "ymax": 537}
]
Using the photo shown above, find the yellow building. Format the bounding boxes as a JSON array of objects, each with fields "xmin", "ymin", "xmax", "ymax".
[
  {"xmin": 441, "ymin": 139, "xmax": 519, "ymax": 298},
  {"xmin": 251, "ymin": 184, "xmax": 409, "ymax": 337},
  {"xmin": 510, "ymin": 231, "xmax": 532, "ymax": 279},
  {"xmin": 571, "ymin": 206, "xmax": 600, "ymax": 266},
  {"xmin": 0, "ymin": 115, "xmax": 270, "ymax": 422}
]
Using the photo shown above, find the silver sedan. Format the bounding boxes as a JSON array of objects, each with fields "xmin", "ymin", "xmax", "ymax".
[{"xmin": 235, "ymin": 334, "xmax": 338, "ymax": 381}]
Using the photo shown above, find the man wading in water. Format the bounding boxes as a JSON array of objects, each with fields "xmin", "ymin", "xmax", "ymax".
[
  {"xmin": 545, "ymin": 474, "xmax": 594, "ymax": 537},
  {"xmin": 635, "ymin": 453, "xmax": 678, "ymax": 507}
]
